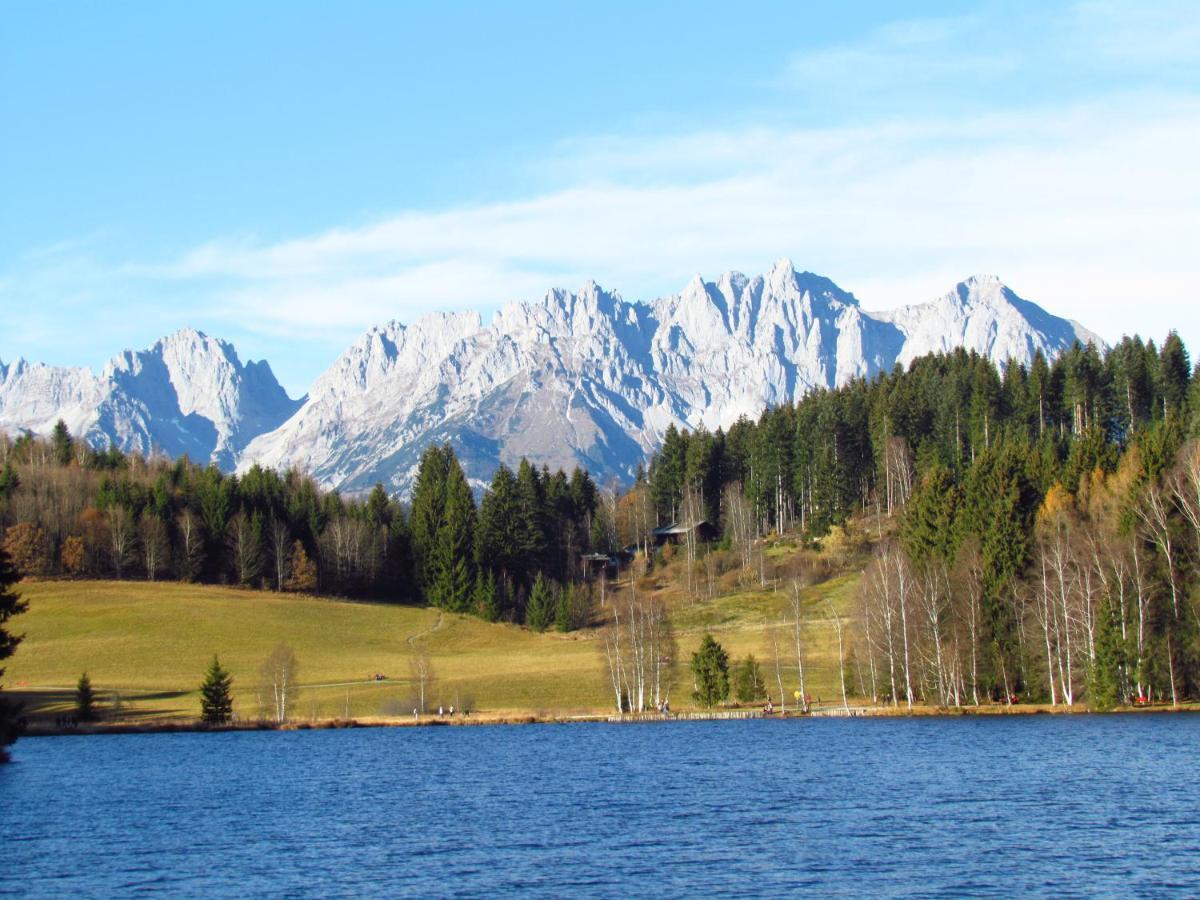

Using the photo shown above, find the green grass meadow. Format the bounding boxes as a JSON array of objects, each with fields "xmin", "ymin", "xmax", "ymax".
[{"xmin": 4, "ymin": 569, "xmax": 861, "ymax": 721}]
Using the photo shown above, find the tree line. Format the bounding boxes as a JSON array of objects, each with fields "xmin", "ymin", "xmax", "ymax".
[
  {"xmin": 0, "ymin": 426, "xmax": 606, "ymax": 629},
  {"xmin": 640, "ymin": 334, "xmax": 1197, "ymax": 538},
  {"xmin": 4, "ymin": 332, "xmax": 1200, "ymax": 713},
  {"xmin": 635, "ymin": 332, "xmax": 1200, "ymax": 708}
]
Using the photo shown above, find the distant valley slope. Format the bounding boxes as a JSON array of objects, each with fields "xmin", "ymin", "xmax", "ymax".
[{"xmin": 1, "ymin": 261, "xmax": 1100, "ymax": 493}]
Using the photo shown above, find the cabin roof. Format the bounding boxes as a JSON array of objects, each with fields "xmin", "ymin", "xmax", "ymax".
[{"xmin": 652, "ymin": 520, "xmax": 712, "ymax": 536}]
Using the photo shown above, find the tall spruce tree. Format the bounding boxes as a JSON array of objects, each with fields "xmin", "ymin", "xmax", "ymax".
[
  {"xmin": 428, "ymin": 452, "xmax": 476, "ymax": 611},
  {"xmin": 515, "ymin": 459, "xmax": 548, "ymax": 582},
  {"xmin": 472, "ymin": 570, "xmax": 499, "ymax": 622},
  {"xmin": 554, "ymin": 582, "xmax": 575, "ymax": 633},
  {"xmin": 476, "ymin": 464, "xmax": 521, "ymax": 585},
  {"xmin": 525, "ymin": 573, "xmax": 555, "ymax": 632},
  {"xmin": 1088, "ymin": 599, "xmax": 1124, "ymax": 711},
  {"xmin": 75, "ymin": 671, "xmax": 96, "ymax": 722},
  {"xmin": 0, "ymin": 546, "xmax": 28, "ymax": 762},
  {"xmin": 732, "ymin": 654, "xmax": 766, "ymax": 703},
  {"xmin": 409, "ymin": 445, "xmax": 452, "ymax": 598},
  {"xmin": 690, "ymin": 633, "xmax": 730, "ymax": 707},
  {"xmin": 568, "ymin": 466, "xmax": 598, "ymax": 539},
  {"xmin": 1188, "ymin": 363, "xmax": 1200, "ymax": 437},
  {"xmin": 1159, "ymin": 332, "xmax": 1191, "ymax": 418},
  {"xmin": 651, "ymin": 424, "xmax": 687, "ymax": 523},
  {"xmin": 902, "ymin": 463, "xmax": 959, "ymax": 566},
  {"xmin": 961, "ymin": 441, "xmax": 1038, "ymax": 696},
  {"xmin": 200, "ymin": 655, "xmax": 234, "ymax": 725},
  {"xmin": 0, "ymin": 459, "xmax": 18, "ymax": 500},
  {"xmin": 51, "ymin": 419, "xmax": 74, "ymax": 465}
]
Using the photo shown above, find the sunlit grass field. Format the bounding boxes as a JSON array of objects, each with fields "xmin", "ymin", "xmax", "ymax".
[{"xmin": 4, "ymin": 565, "xmax": 861, "ymax": 721}]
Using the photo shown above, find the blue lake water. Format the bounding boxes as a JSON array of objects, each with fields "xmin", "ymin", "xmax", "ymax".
[{"xmin": 2, "ymin": 716, "xmax": 1199, "ymax": 896}]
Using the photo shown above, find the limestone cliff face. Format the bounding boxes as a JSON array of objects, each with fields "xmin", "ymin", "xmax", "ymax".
[
  {"xmin": 0, "ymin": 328, "xmax": 300, "ymax": 467},
  {"xmin": 238, "ymin": 261, "xmax": 1098, "ymax": 495}
]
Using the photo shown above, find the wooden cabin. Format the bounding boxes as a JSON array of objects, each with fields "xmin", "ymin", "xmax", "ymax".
[
  {"xmin": 581, "ymin": 552, "xmax": 617, "ymax": 577},
  {"xmin": 651, "ymin": 520, "xmax": 717, "ymax": 546}
]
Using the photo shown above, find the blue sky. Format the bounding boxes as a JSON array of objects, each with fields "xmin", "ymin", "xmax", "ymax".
[{"xmin": 2, "ymin": 0, "xmax": 1198, "ymax": 395}]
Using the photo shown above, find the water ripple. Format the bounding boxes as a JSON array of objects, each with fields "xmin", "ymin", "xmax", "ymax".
[{"xmin": 2, "ymin": 717, "xmax": 1200, "ymax": 896}]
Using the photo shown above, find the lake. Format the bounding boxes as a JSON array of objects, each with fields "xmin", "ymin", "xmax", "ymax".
[{"xmin": 2, "ymin": 716, "xmax": 1199, "ymax": 896}]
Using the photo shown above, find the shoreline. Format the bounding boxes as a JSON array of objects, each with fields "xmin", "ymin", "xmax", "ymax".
[{"xmin": 17, "ymin": 701, "xmax": 1198, "ymax": 737}]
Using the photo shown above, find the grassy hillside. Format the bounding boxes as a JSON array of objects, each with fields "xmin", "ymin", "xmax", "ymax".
[{"xmin": 4, "ymin": 555, "xmax": 863, "ymax": 721}]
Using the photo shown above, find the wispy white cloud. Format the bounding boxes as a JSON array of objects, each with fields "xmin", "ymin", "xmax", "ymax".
[
  {"xmin": 130, "ymin": 94, "xmax": 1199, "ymax": 328},
  {"xmin": 779, "ymin": 12, "xmax": 1022, "ymax": 96},
  {"xmin": 1069, "ymin": 0, "xmax": 1200, "ymax": 68}
]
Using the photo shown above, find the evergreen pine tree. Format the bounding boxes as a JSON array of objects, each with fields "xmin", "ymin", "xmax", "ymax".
[
  {"xmin": 409, "ymin": 445, "xmax": 451, "ymax": 597},
  {"xmin": 472, "ymin": 570, "xmax": 499, "ymax": 622},
  {"xmin": 568, "ymin": 467, "xmax": 598, "ymax": 535},
  {"xmin": 51, "ymin": 419, "xmax": 74, "ymax": 465},
  {"xmin": 200, "ymin": 655, "xmax": 234, "ymax": 725},
  {"xmin": 960, "ymin": 441, "xmax": 1038, "ymax": 696},
  {"xmin": 0, "ymin": 545, "xmax": 28, "ymax": 762},
  {"xmin": 475, "ymin": 464, "xmax": 521, "ymax": 583},
  {"xmin": 554, "ymin": 583, "xmax": 572, "ymax": 633},
  {"xmin": 1188, "ymin": 363, "xmax": 1200, "ymax": 438},
  {"xmin": 589, "ymin": 504, "xmax": 613, "ymax": 554},
  {"xmin": 651, "ymin": 424, "xmax": 687, "ymax": 523},
  {"xmin": 902, "ymin": 463, "xmax": 959, "ymax": 566},
  {"xmin": 515, "ymin": 459, "xmax": 548, "ymax": 580},
  {"xmin": 684, "ymin": 427, "xmax": 721, "ymax": 524},
  {"xmin": 0, "ymin": 459, "xmax": 20, "ymax": 500},
  {"xmin": 365, "ymin": 483, "xmax": 392, "ymax": 529},
  {"xmin": 428, "ymin": 455, "xmax": 476, "ymax": 611},
  {"xmin": 733, "ymin": 654, "xmax": 766, "ymax": 703},
  {"xmin": 1158, "ymin": 332, "xmax": 1191, "ymax": 418},
  {"xmin": 75, "ymin": 671, "xmax": 96, "ymax": 722},
  {"xmin": 690, "ymin": 633, "xmax": 730, "ymax": 707},
  {"xmin": 525, "ymin": 573, "xmax": 555, "ymax": 632},
  {"xmin": 1088, "ymin": 599, "xmax": 1124, "ymax": 711}
]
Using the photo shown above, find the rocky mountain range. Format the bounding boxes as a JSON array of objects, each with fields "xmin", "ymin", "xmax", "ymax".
[
  {"xmin": 1, "ymin": 261, "xmax": 1100, "ymax": 494},
  {"xmin": 0, "ymin": 329, "xmax": 301, "ymax": 469}
]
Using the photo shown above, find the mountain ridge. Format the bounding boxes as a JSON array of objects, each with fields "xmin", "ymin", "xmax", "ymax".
[
  {"xmin": 237, "ymin": 261, "xmax": 1099, "ymax": 494},
  {"xmin": 0, "ymin": 327, "xmax": 302, "ymax": 468},
  {"xmin": 2, "ymin": 264, "xmax": 1101, "ymax": 494}
]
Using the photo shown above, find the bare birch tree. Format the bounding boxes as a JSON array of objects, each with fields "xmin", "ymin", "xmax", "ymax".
[
  {"xmin": 107, "ymin": 504, "xmax": 136, "ymax": 578},
  {"xmin": 140, "ymin": 511, "xmax": 169, "ymax": 581},
  {"xmin": 828, "ymin": 599, "xmax": 850, "ymax": 713},
  {"xmin": 786, "ymin": 579, "xmax": 809, "ymax": 710},
  {"xmin": 723, "ymin": 482, "xmax": 755, "ymax": 584},
  {"xmin": 269, "ymin": 516, "xmax": 291, "ymax": 592},
  {"xmin": 409, "ymin": 646, "xmax": 435, "ymax": 714},
  {"xmin": 766, "ymin": 625, "xmax": 788, "ymax": 711},
  {"xmin": 261, "ymin": 643, "xmax": 299, "ymax": 724}
]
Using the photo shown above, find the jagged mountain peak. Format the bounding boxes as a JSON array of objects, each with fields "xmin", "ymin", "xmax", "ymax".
[
  {"xmin": 959, "ymin": 272, "xmax": 1004, "ymax": 288},
  {"xmin": 770, "ymin": 256, "xmax": 796, "ymax": 277},
  {"xmin": 1, "ymin": 330, "xmax": 300, "ymax": 468},
  {"xmin": 2, "ymin": 262, "xmax": 1099, "ymax": 495},
  {"xmin": 157, "ymin": 325, "xmax": 218, "ymax": 347},
  {"xmin": 951, "ymin": 274, "xmax": 1014, "ymax": 305},
  {"xmin": 238, "ymin": 264, "xmax": 1095, "ymax": 496}
]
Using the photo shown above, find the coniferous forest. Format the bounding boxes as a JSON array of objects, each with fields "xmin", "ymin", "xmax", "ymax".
[
  {"xmin": 638, "ymin": 333, "xmax": 1200, "ymax": 707},
  {"xmin": 3, "ymin": 333, "xmax": 1200, "ymax": 706}
]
